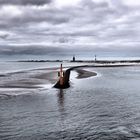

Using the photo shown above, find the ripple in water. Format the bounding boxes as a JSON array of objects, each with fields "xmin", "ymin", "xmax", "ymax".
[{"xmin": 0, "ymin": 66, "xmax": 140, "ymax": 139}]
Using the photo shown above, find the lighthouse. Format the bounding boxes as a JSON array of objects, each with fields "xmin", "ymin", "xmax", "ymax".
[
  {"xmin": 72, "ymin": 55, "xmax": 75, "ymax": 62},
  {"xmin": 95, "ymin": 55, "xmax": 97, "ymax": 62}
]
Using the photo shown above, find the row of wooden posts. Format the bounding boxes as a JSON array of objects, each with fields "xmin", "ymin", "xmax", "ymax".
[{"xmin": 54, "ymin": 64, "xmax": 70, "ymax": 89}]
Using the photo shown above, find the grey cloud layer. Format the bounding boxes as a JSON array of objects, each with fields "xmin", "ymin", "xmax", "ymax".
[
  {"xmin": 0, "ymin": 0, "xmax": 52, "ymax": 5},
  {"xmin": 0, "ymin": 0, "xmax": 140, "ymax": 55}
]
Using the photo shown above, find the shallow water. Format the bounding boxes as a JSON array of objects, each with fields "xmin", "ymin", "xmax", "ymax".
[{"xmin": 0, "ymin": 63, "xmax": 140, "ymax": 140}]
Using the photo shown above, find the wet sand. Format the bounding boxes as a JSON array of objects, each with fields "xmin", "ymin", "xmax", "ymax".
[
  {"xmin": 0, "ymin": 67, "xmax": 97, "ymax": 89},
  {"xmin": 75, "ymin": 68, "xmax": 97, "ymax": 79},
  {"xmin": 2, "ymin": 63, "xmax": 139, "ymax": 89}
]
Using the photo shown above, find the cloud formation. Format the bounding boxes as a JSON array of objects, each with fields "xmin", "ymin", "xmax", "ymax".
[
  {"xmin": 0, "ymin": 0, "xmax": 52, "ymax": 6},
  {"xmin": 0, "ymin": 0, "xmax": 140, "ymax": 55}
]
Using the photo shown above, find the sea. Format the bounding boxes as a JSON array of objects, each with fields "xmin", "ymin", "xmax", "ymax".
[{"xmin": 0, "ymin": 60, "xmax": 140, "ymax": 140}]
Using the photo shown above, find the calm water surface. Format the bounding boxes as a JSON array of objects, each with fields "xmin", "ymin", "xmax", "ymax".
[{"xmin": 0, "ymin": 62, "xmax": 140, "ymax": 140}]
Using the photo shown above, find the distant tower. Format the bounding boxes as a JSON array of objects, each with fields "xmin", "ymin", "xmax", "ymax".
[
  {"xmin": 72, "ymin": 55, "xmax": 75, "ymax": 62},
  {"xmin": 95, "ymin": 55, "xmax": 97, "ymax": 62}
]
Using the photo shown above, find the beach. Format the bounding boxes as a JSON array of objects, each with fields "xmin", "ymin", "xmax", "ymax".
[{"xmin": 0, "ymin": 65, "xmax": 97, "ymax": 90}]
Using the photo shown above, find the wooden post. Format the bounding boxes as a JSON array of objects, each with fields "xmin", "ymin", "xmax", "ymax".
[{"xmin": 60, "ymin": 64, "xmax": 64, "ymax": 85}]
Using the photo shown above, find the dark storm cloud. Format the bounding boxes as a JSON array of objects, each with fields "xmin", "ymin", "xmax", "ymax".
[
  {"xmin": 0, "ymin": 0, "xmax": 52, "ymax": 6},
  {"xmin": 0, "ymin": 44, "xmax": 69, "ymax": 55}
]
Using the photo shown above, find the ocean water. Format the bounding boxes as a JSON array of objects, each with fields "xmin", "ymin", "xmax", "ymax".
[{"xmin": 0, "ymin": 62, "xmax": 140, "ymax": 140}]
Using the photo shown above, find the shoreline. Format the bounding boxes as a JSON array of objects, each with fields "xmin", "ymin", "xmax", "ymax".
[
  {"xmin": 0, "ymin": 67, "xmax": 97, "ymax": 89},
  {"xmin": 0, "ymin": 64, "xmax": 139, "ymax": 89},
  {"xmin": 8, "ymin": 59, "xmax": 140, "ymax": 64}
]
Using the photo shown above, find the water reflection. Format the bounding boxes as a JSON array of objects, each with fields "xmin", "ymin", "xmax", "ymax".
[
  {"xmin": 57, "ymin": 89, "xmax": 65, "ymax": 112},
  {"xmin": 57, "ymin": 89, "xmax": 66, "ymax": 133}
]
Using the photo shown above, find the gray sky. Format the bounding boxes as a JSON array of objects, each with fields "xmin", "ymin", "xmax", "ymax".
[{"xmin": 0, "ymin": 0, "xmax": 140, "ymax": 55}]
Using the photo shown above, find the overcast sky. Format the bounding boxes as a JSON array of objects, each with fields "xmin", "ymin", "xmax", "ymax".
[{"xmin": 0, "ymin": 0, "xmax": 140, "ymax": 55}]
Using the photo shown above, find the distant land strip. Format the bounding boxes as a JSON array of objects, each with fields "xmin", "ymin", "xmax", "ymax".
[{"xmin": 16, "ymin": 60, "xmax": 140, "ymax": 64}]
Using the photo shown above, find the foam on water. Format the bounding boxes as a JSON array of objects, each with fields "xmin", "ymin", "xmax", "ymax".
[{"xmin": 38, "ymin": 84, "xmax": 53, "ymax": 89}]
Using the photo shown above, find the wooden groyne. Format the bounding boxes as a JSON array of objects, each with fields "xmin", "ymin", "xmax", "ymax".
[
  {"xmin": 54, "ymin": 64, "xmax": 88, "ymax": 89},
  {"xmin": 54, "ymin": 64, "xmax": 71, "ymax": 89}
]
